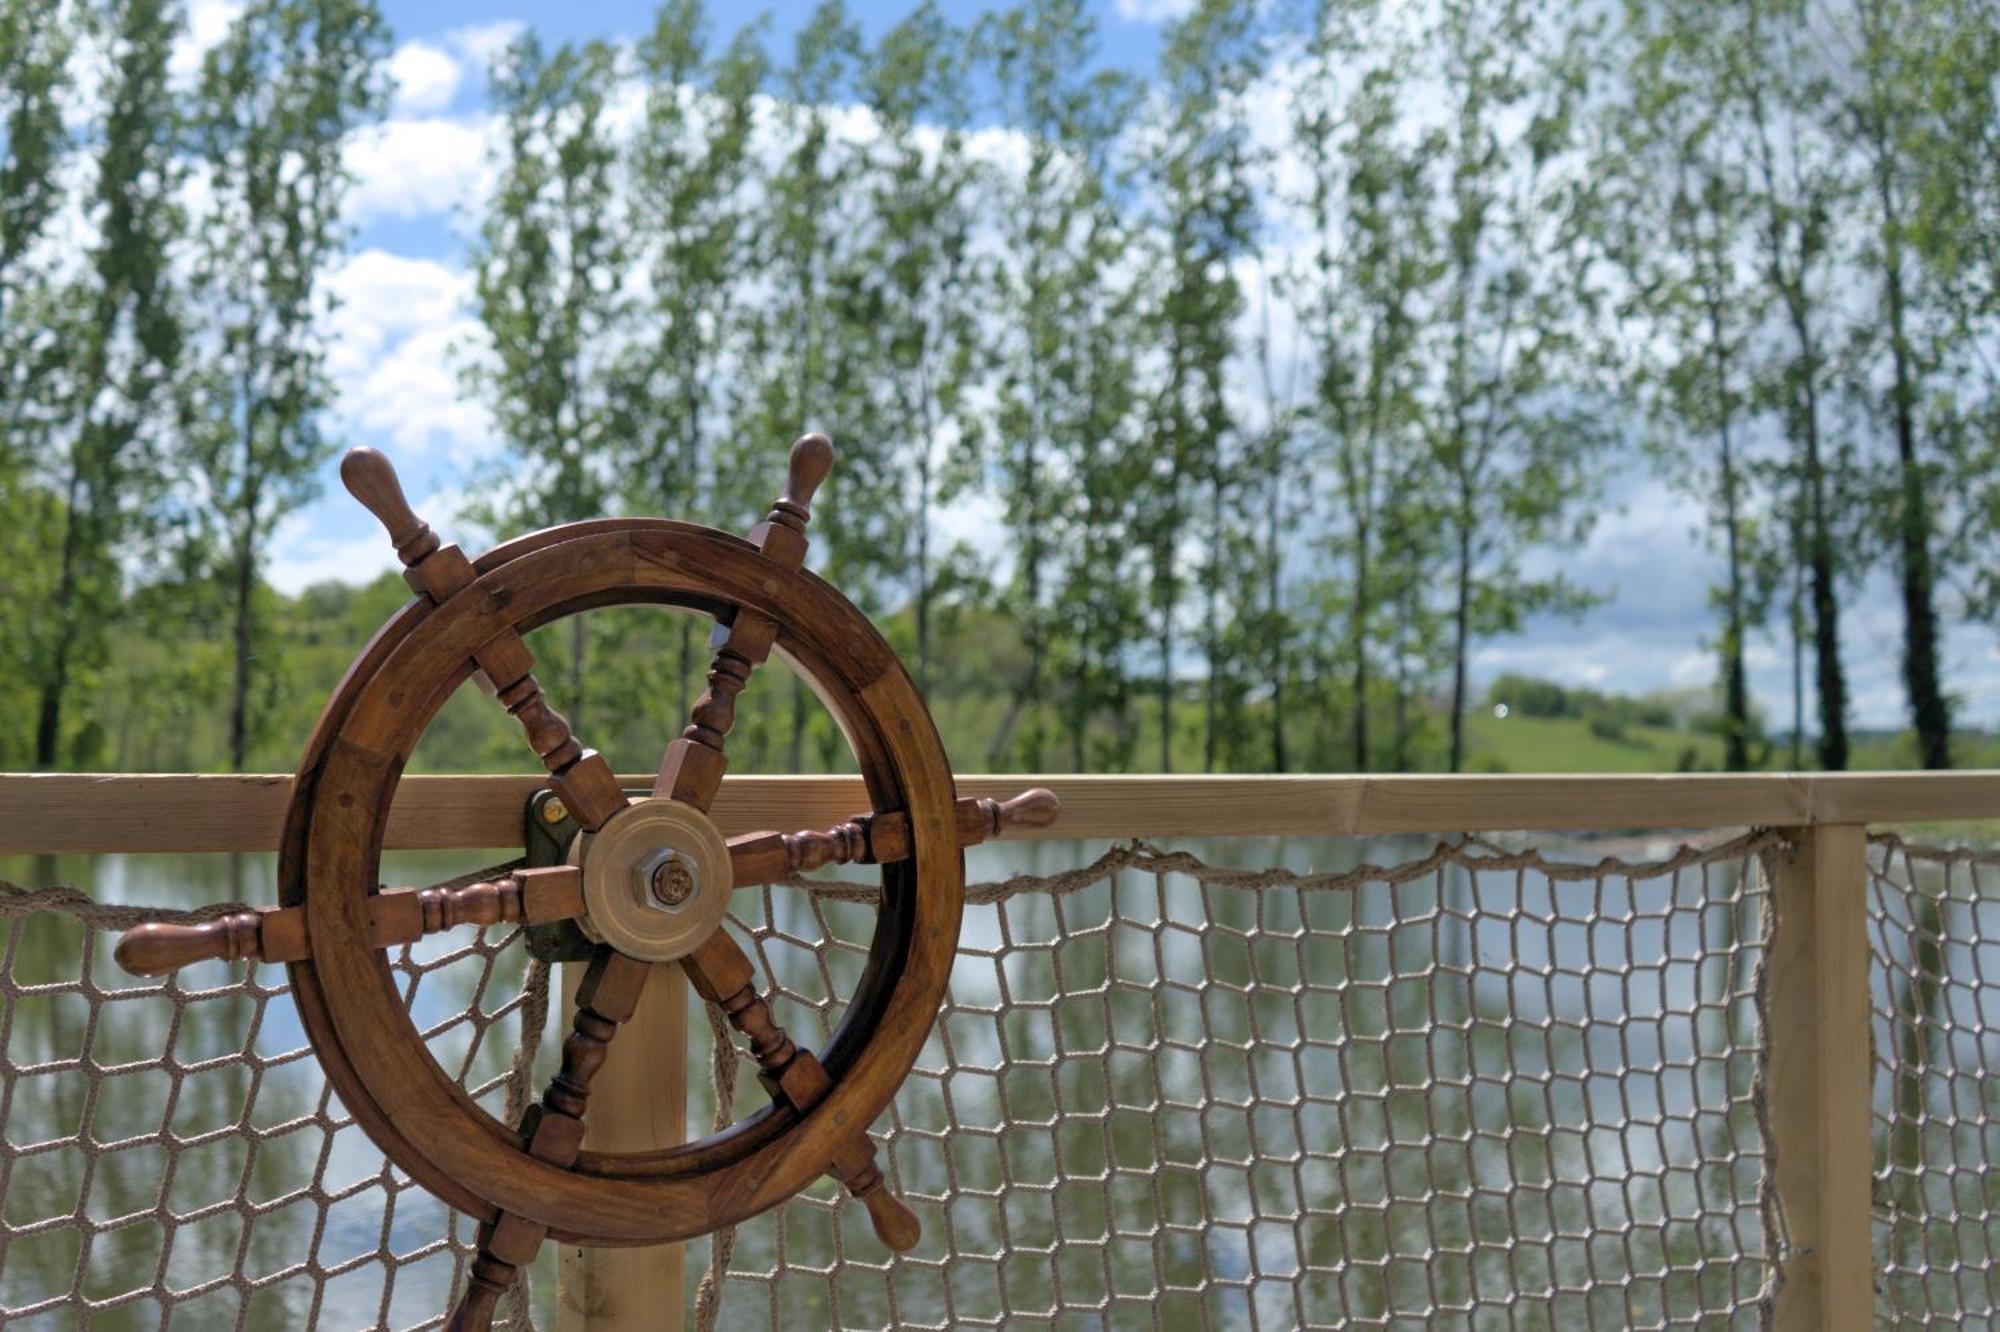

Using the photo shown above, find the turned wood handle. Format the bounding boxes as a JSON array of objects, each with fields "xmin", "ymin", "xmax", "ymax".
[
  {"xmin": 112, "ymin": 870, "xmax": 583, "ymax": 978},
  {"xmin": 727, "ymin": 788, "xmax": 1064, "ymax": 886},
  {"xmin": 780, "ymin": 432, "xmax": 835, "ymax": 518},
  {"xmin": 115, "ymin": 912, "xmax": 265, "ymax": 976},
  {"xmin": 971, "ymin": 787, "xmax": 1061, "ymax": 837},
  {"xmin": 341, "ymin": 446, "xmax": 438, "ymax": 565}
]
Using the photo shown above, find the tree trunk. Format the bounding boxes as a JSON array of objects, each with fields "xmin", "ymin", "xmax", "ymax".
[
  {"xmin": 1267, "ymin": 466, "xmax": 1286, "ymax": 773},
  {"xmin": 1204, "ymin": 470, "xmax": 1222, "ymax": 773},
  {"xmin": 228, "ymin": 518, "xmax": 256, "ymax": 771},
  {"xmin": 915, "ymin": 437, "xmax": 932, "ymax": 699},
  {"xmin": 1878, "ymin": 171, "xmax": 1951, "ymax": 768},
  {"xmin": 1797, "ymin": 360, "xmax": 1848, "ymax": 771},
  {"xmin": 1351, "ymin": 516, "xmax": 1370, "ymax": 773},
  {"xmin": 1708, "ymin": 298, "xmax": 1751, "ymax": 772},
  {"xmin": 1447, "ymin": 485, "xmax": 1474, "ymax": 775},
  {"xmin": 789, "ymin": 675, "xmax": 806, "ymax": 773},
  {"xmin": 34, "ymin": 468, "xmax": 86, "ymax": 769}
]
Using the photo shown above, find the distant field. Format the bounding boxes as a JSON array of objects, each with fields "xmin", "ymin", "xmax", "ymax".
[{"xmin": 1464, "ymin": 712, "xmax": 1728, "ymax": 773}]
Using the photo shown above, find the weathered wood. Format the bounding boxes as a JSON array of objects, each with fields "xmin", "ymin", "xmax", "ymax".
[
  {"xmin": 11, "ymin": 770, "xmax": 1999, "ymax": 854},
  {"xmin": 1768, "ymin": 824, "xmax": 1873, "ymax": 1332},
  {"xmin": 556, "ymin": 960, "xmax": 687, "ymax": 1332},
  {"xmin": 111, "ymin": 867, "xmax": 584, "ymax": 976}
]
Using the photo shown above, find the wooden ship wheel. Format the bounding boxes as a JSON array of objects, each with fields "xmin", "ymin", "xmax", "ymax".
[{"xmin": 113, "ymin": 436, "xmax": 1059, "ymax": 1329}]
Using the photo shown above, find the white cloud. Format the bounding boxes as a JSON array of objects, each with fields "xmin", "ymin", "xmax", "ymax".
[
  {"xmin": 265, "ymin": 519, "xmax": 396, "ymax": 595},
  {"xmin": 449, "ymin": 21, "xmax": 528, "ymax": 73},
  {"xmin": 323, "ymin": 250, "xmax": 492, "ymax": 458},
  {"xmin": 389, "ymin": 40, "xmax": 463, "ymax": 115},
  {"xmin": 1115, "ymin": 0, "xmax": 1197, "ymax": 21},
  {"xmin": 342, "ymin": 116, "xmax": 493, "ymax": 225}
]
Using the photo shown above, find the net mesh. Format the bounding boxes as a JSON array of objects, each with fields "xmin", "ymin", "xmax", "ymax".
[
  {"xmin": 0, "ymin": 868, "xmax": 547, "ymax": 1331},
  {"xmin": 4, "ymin": 828, "xmax": 1991, "ymax": 1330},
  {"xmin": 1869, "ymin": 834, "xmax": 2000, "ymax": 1325},
  {"xmin": 699, "ymin": 835, "xmax": 1780, "ymax": 1330}
]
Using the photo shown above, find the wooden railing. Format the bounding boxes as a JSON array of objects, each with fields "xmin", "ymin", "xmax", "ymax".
[
  {"xmin": 4, "ymin": 769, "xmax": 1997, "ymax": 1331},
  {"xmin": 5, "ymin": 769, "xmax": 1998, "ymax": 851}
]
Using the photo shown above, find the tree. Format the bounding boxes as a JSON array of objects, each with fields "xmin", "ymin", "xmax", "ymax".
[
  {"xmin": 30, "ymin": 0, "xmax": 186, "ymax": 769},
  {"xmin": 740, "ymin": 0, "xmax": 862, "ymax": 769},
  {"xmin": 852, "ymin": 2, "xmax": 979, "ymax": 697},
  {"xmin": 0, "ymin": 0, "xmax": 75, "ymax": 764},
  {"xmin": 622, "ymin": 1, "xmax": 768, "ymax": 719},
  {"xmin": 1141, "ymin": 0, "xmax": 1257, "ymax": 771},
  {"xmin": 1834, "ymin": 0, "xmax": 1954, "ymax": 766},
  {"xmin": 189, "ymin": 0, "xmax": 388, "ymax": 769},
  {"xmin": 1601, "ymin": 0, "xmax": 1774, "ymax": 770},
  {"xmin": 977, "ymin": 0, "xmax": 1142, "ymax": 769},
  {"xmin": 1423, "ymin": 0, "xmax": 1604, "ymax": 772},
  {"xmin": 468, "ymin": 33, "xmax": 625, "ymax": 729},
  {"xmin": 1731, "ymin": 0, "xmax": 1855, "ymax": 769},
  {"xmin": 1293, "ymin": 6, "xmax": 1440, "ymax": 772}
]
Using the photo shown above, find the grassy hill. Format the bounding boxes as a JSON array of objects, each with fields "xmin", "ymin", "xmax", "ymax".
[{"xmin": 1463, "ymin": 712, "xmax": 1728, "ymax": 773}]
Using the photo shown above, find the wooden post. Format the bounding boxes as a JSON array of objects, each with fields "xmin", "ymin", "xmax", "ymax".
[
  {"xmin": 1768, "ymin": 824, "xmax": 1873, "ymax": 1331},
  {"xmin": 555, "ymin": 960, "xmax": 688, "ymax": 1332}
]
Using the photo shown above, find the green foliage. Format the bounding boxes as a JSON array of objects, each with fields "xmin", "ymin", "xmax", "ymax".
[
  {"xmin": 187, "ymin": 0, "xmax": 389, "ymax": 767},
  {"xmin": 5, "ymin": 0, "xmax": 2000, "ymax": 782}
]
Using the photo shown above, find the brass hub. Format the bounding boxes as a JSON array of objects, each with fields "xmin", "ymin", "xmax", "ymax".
[{"xmin": 570, "ymin": 798, "xmax": 733, "ymax": 962}]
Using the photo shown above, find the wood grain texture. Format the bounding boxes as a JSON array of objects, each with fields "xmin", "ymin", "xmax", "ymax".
[
  {"xmin": 9, "ymin": 770, "xmax": 1998, "ymax": 854},
  {"xmin": 112, "ymin": 865, "xmax": 582, "ymax": 976},
  {"xmin": 274, "ymin": 519, "xmax": 963, "ymax": 1249},
  {"xmin": 1767, "ymin": 825, "xmax": 1873, "ymax": 1332},
  {"xmin": 556, "ymin": 960, "xmax": 687, "ymax": 1332}
]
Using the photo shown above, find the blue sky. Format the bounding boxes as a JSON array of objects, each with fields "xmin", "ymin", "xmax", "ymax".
[{"xmin": 183, "ymin": 0, "xmax": 2000, "ymax": 736}]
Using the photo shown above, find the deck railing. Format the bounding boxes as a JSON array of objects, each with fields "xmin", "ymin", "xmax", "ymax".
[{"xmin": 1, "ymin": 770, "xmax": 1996, "ymax": 1330}]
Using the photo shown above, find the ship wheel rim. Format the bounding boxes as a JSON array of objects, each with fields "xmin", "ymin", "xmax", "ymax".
[{"xmin": 278, "ymin": 518, "xmax": 963, "ymax": 1246}]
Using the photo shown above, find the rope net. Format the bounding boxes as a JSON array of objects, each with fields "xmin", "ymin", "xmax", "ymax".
[
  {"xmin": 697, "ymin": 835, "xmax": 1781, "ymax": 1330},
  {"xmin": 0, "ymin": 866, "xmax": 547, "ymax": 1330},
  {"xmin": 7, "ymin": 827, "xmax": 1984, "ymax": 1328},
  {"xmin": 1869, "ymin": 834, "xmax": 2000, "ymax": 1324}
]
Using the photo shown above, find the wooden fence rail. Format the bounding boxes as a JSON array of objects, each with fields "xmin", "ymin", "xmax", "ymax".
[
  {"xmin": 3, "ymin": 771, "xmax": 1994, "ymax": 1330},
  {"xmin": 2, "ymin": 769, "xmax": 1998, "ymax": 853}
]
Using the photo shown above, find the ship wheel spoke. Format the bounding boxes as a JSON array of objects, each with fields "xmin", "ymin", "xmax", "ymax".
[
  {"xmin": 340, "ymin": 447, "xmax": 626, "ymax": 832},
  {"xmin": 726, "ymin": 788, "xmax": 1061, "ymax": 889},
  {"xmin": 448, "ymin": 945, "xmax": 654, "ymax": 1331},
  {"xmin": 114, "ymin": 867, "xmax": 585, "ymax": 977},
  {"xmin": 654, "ymin": 434, "xmax": 833, "ymax": 812},
  {"xmin": 681, "ymin": 928, "xmax": 919, "ymax": 1250}
]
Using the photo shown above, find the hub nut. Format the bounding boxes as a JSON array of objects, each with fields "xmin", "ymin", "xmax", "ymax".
[{"xmin": 634, "ymin": 849, "xmax": 698, "ymax": 910}]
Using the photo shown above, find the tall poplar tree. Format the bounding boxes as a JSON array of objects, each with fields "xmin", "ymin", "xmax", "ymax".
[
  {"xmin": 0, "ymin": 0, "xmax": 75, "ymax": 765},
  {"xmin": 1294, "ymin": 4, "xmax": 1439, "ymax": 772},
  {"xmin": 1424, "ymin": 0, "xmax": 1603, "ymax": 772},
  {"xmin": 190, "ymin": 0, "xmax": 387, "ymax": 769},
  {"xmin": 1142, "ymin": 0, "xmax": 1256, "ymax": 771},
  {"xmin": 623, "ymin": 1, "xmax": 767, "ymax": 718},
  {"xmin": 32, "ymin": 0, "xmax": 186, "ymax": 769},
  {"xmin": 0, "ymin": 0, "xmax": 70, "ymax": 424},
  {"xmin": 979, "ymin": 0, "xmax": 1142, "ymax": 769},
  {"xmin": 469, "ymin": 34, "xmax": 625, "ymax": 727},
  {"xmin": 1734, "ymin": 0, "xmax": 1854, "ymax": 769},
  {"xmin": 1602, "ymin": 0, "xmax": 1772, "ymax": 770},
  {"xmin": 1838, "ymin": 0, "xmax": 1953, "ymax": 766},
  {"xmin": 853, "ymin": 2, "xmax": 977, "ymax": 697}
]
